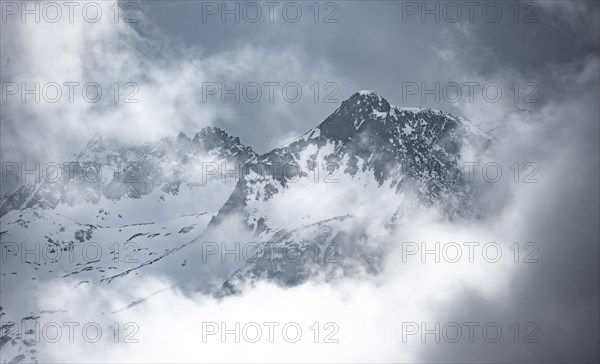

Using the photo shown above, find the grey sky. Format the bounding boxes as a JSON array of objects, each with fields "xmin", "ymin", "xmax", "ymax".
[
  {"xmin": 2, "ymin": 1, "xmax": 598, "ymax": 161},
  {"xmin": 0, "ymin": 2, "xmax": 598, "ymax": 361}
]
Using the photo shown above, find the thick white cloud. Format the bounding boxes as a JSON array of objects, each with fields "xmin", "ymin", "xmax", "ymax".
[{"xmin": 1, "ymin": 1, "xmax": 598, "ymax": 362}]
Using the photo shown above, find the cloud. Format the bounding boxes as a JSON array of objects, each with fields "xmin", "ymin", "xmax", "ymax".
[
  {"xmin": 0, "ymin": 1, "xmax": 343, "ymax": 169},
  {"xmin": 2, "ymin": 1, "xmax": 598, "ymax": 362},
  {"xmin": 27, "ymin": 51, "xmax": 599, "ymax": 360}
]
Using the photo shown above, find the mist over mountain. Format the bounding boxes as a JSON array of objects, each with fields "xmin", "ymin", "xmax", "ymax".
[
  {"xmin": 1, "ymin": 91, "xmax": 492, "ymax": 361},
  {"xmin": 1, "ymin": 84, "xmax": 598, "ymax": 363},
  {"xmin": 2, "ymin": 1, "xmax": 599, "ymax": 362}
]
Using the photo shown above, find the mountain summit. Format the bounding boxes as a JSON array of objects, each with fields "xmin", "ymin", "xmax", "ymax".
[{"xmin": 210, "ymin": 91, "xmax": 489, "ymax": 237}]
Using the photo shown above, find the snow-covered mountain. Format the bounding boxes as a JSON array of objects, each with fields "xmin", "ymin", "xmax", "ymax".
[
  {"xmin": 210, "ymin": 91, "xmax": 491, "ymax": 294},
  {"xmin": 0, "ymin": 127, "xmax": 257, "ymax": 362},
  {"xmin": 1, "ymin": 127, "xmax": 256, "ymax": 219},
  {"xmin": 0, "ymin": 125, "xmax": 257, "ymax": 296},
  {"xmin": 0, "ymin": 91, "xmax": 491, "ymax": 363},
  {"xmin": 212, "ymin": 91, "xmax": 488, "ymax": 235}
]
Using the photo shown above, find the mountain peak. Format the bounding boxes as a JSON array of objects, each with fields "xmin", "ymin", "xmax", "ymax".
[
  {"xmin": 345, "ymin": 90, "xmax": 391, "ymax": 113},
  {"xmin": 86, "ymin": 133, "xmax": 104, "ymax": 147},
  {"xmin": 191, "ymin": 127, "xmax": 256, "ymax": 160},
  {"xmin": 315, "ymin": 91, "xmax": 392, "ymax": 140},
  {"xmin": 192, "ymin": 126, "xmax": 240, "ymax": 147},
  {"xmin": 76, "ymin": 133, "xmax": 114, "ymax": 160},
  {"xmin": 357, "ymin": 89, "xmax": 381, "ymax": 97}
]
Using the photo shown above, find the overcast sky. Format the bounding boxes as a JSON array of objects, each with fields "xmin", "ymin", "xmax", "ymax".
[
  {"xmin": 2, "ymin": 1, "xmax": 598, "ymax": 160},
  {"xmin": 0, "ymin": 1, "xmax": 599, "ymax": 362}
]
